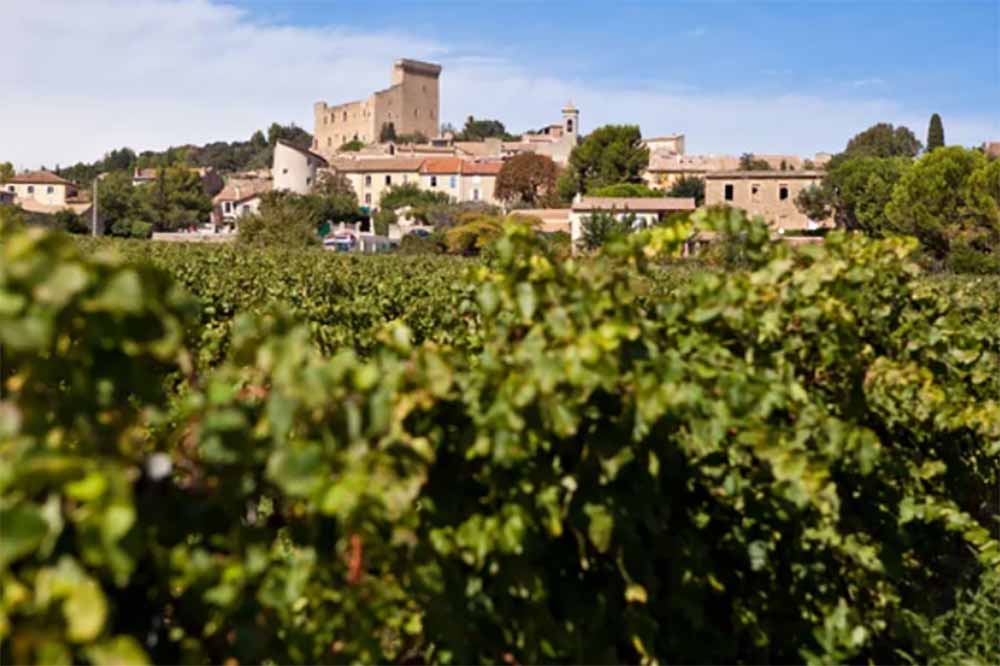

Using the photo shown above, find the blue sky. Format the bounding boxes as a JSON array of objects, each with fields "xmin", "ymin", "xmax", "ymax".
[
  {"xmin": 233, "ymin": 0, "xmax": 999, "ymax": 120},
  {"xmin": 3, "ymin": 0, "xmax": 998, "ymax": 168}
]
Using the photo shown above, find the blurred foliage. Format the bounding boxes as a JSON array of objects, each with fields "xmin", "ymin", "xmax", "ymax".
[{"xmin": 1, "ymin": 208, "xmax": 998, "ymax": 665}]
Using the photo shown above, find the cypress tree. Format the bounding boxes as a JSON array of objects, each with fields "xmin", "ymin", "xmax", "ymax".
[{"xmin": 926, "ymin": 113, "xmax": 945, "ymax": 151}]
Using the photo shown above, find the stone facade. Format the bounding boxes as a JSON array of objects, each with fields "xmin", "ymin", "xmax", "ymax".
[
  {"xmin": 313, "ymin": 59, "xmax": 442, "ymax": 157},
  {"xmin": 704, "ymin": 170, "xmax": 830, "ymax": 231}
]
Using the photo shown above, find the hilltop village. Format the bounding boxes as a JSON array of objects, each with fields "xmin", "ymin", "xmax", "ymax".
[{"xmin": 4, "ymin": 57, "xmax": 998, "ymax": 253}]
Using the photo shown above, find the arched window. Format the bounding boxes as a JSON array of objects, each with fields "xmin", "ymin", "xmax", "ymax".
[{"xmin": 567, "ymin": 119, "xmax": 574, "ymax": 133}]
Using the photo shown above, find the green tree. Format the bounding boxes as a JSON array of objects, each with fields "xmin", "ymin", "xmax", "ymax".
[
  {"xmin": 495, "ymin": 153, "xmax": 559, "ymax": 206},
  {"xmin": 455, "ymin": 116, "xmax": 518, "ymax": 141},
  {"xmin": 842, "ymin": 122, "xmax": 922, "ymax": 160},
  {"xmin": 379, "ymin": 183, "xmax": 451, "ymax": 212},
  {"xmin": 589, "ymin": 182, "xmax": 663, "ymax": 198},
  {"xmin": 667, "ymin": 175, "xmax": 706, "ymax": 205},
  {"xmin": 310, "ymin": 171, "xmax": 360, "ymax": 224},
  {"xmin": 372, "ymin": 207, "xmax": 396, "ymax": 236},
  {"xmin": 926, "ymin": 113, "xmax": 945, "ymax": 152},
  {"xmin": 577, "ymin": 211, "xmax": 637, "ymax": 251},
  {"xmin": 564, "ymin": 125, "xmax": 649, "ymax": 195},
  {"xmin": 96, "ymin": 171, "xmax": 137, "ymax": 237},
  {"xmin": 133, "ymin": 167, "xmax": 212, "ymax": 231},
  {"xmin": 796, "ymin": 156, "xmax": 911, "ymax": 234},
  {"xmin": 739, "ymin": 153, "xmax": 772, "ymax": 170},
  {"xmin": 0, "ymin": 161, "xmax": 13, "ymax": 183},
  {"xmin": 239, "ymin": 190, "xmax": 321, "ymax": 247},
  {"xmin": 885, "ymin": 146, "xmax": 988, "ymax": 257},
  {"xmin": 339, "ymin": 140, "xmax": 365, "ymax": 152},
  {"xmin": 380, "ymin": 122, "xmax": 398, "ymax": 143}
]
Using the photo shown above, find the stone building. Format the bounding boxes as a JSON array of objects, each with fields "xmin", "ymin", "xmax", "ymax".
[
  {"xmin": 313, "ymin": 59, "xmax": 442, "ymax": 157},
  {"xmin": 704, "ymin": 170, "xmax": 830, "ymax": 231},
  {"xmin": 4, "ymin": 170, "xmax": 93, "ymax": 216},
  {"xmin": 327, "ymin": 156, "xmax": 503, "ymax": 209},
  {"xmin": 643, "ymin": 134, "xmax": 686, "ymax": 155}
]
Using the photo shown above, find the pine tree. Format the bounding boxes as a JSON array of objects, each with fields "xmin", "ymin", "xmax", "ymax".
[{"xmin": 926, "ymin": 113, "xmax": 945, "ymax": 151}]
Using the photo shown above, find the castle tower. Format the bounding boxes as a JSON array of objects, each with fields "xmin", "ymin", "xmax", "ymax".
[{"xmin": 562, "ymin": 102, "xmax": 579, "ymax": 142}]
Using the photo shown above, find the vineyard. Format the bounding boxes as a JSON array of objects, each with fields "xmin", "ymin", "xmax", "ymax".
[{"xmin": 2, "ymin": 211, "xmax": 999, "ymax": 664}]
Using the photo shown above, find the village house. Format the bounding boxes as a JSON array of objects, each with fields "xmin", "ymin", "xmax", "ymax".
[
  {"xmin": 313, "ymin": 59, "xmax": 442, "ymax": 157},
  {"xmin": 328, "ymin": 157, "xmax": 425, "ymax": 208},
  {"xmin": 326, "ymin": 156, "xmax": 503, "ymax": 209},
  {"xmin": 0, "ymin": 189, "xmax": 14, "ymax": 205},
  {"xmin": 569, "ymin": 195, "xmax": 696, "ymax": 248},
  {"xmin": 704, "ymin": 170, "xmax": 831, "ymax": 231},
  {"xmin": 211, "ymin": 178, "xmax": 272, "ymax": 229},
  {"xmin": 272, "ymin": 140, "xmax": 328, "ymax": 194},
  {"xmin": 3, "ymin": 170, "xmax": 93, "ymax": 215},
  {"xmin": 644, "ymin": 152, "xmax": 831, "ymax": 189}
]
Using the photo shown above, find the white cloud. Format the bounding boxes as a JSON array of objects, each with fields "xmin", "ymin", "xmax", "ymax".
[
  {"xmin": 850, "ymin": 77, "xmax": 886, "ymax": 88},
  {"xmin": 2, "ymin": 0, "xmax": 996, "ymax": 170}
]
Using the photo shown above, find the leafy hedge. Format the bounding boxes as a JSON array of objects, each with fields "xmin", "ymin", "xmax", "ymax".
[{"xmin": 2, "ymin": 213, "xmax": 998, "ymax": 664}]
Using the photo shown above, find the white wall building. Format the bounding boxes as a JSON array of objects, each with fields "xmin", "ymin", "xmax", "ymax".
[
  {"xmin": 569, "ymin": 196, "xmax": 696, "ymax": 249},
  {"xmin": 272, "ymin": 140, "xmax": 328, "ymax": 194}
]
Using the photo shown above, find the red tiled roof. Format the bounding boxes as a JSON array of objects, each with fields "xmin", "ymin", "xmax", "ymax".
[
  {"xmin": 7, "ymin": 170, "xmax": 76, "ymax": 186},
  {"xmin": 420, "ymin": 157, "xmax": 464, "ymax": 175},
  {"xmin": 462, "ymin": 160, "xmax": 503, "ymax": 175}
]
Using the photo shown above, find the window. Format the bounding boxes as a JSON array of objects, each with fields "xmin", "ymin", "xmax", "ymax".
[
  {"xmin": 343, "ymin": 112, "xmax": 348, "ymax": 121},
  {"xmin": 6, "ymin": 185, "xmax": 13, "ymax": 192},
  {"xmin": 27, "ymin": 185, "xmax": 34, "ymax": 194},
  {"xmin": 47, "ymin": 186, "xmax": 54, "ymax": 193},
  {"xmin": 364, "ymin": 193, "xmax": 371, "ymax": 204},
  {"xmin": 449, "ymin": 176, "xmax": 456, "ymax": 188},
  {"xmin": 306, "ymin": 177, "xmax": 312, "ymax": 186},
  {"xmin": 365, "ymin": 175, "xmax": 372, "ymax": 186},
  {"xmin": 567, "ymin": 119, "xmax": 574, "ymax": 133},
  {"xmin": 282, "ymin": 168, "xmax": 288, "ymax": 175},
  {"xmin": 724, "ymin": 184, "xmax": 733, "ymax": 201},
  {"xmin": 779, "ymin": 186, "xmax": 789, "ymax": 201},
  {"xmin": 327, "ymin": 137, "xmax": 332, "ymax": 147},
  {"xmin": 385, "ymin": 175, "xmax": 392, "ymax": 186},
  {"xmin": 414, "ymin": 109, "xmax": 419, "ymax": 118},
  {"xmin": 242, "ymin": 205, "xmax": 250, "ymax": 214},
  {"xmin": 224, "ymin": 202, "xmax": 231, "ymax": 213},
  {"xmin": 473, "ymin": 188, "xmax": 480, "ymax": 201},
  {"xmin": 751, "ymin": 184, "xmax": 761, "ymax": 203},
  {"xmin": 430, "ymin": 176, "xmax": 437, "ymax": 187}
]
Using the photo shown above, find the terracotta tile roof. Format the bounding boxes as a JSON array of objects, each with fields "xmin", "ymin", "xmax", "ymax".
[
  {"xmin": 330, "ymin": 157, "xmax": 425, "ymax": 173},
  {"xmin": 213, "ymin": 178, "xmax": 272, "ymax": 204},
  {"xmin": 461, "ymin": 160, "xmax": 503, "ymax": 175},
  {"xmin": 7, "ymin": 170, "xmax": 76, "ymax": 186},
  {"xmin": 572, "ymin": 196, "xmax": 696, "ymax": 212},
  {"xmin": 421, "ymin": 157, "xmax": 464, "ymax": 175}
]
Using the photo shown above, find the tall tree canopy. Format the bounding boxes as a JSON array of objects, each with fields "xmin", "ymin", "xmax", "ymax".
[
  {"xmin": 667, "ymin": 176, "xmax": 706, "ymax": 206},
  {"xmin": 495, "ymin": 153, "xmax": 559, "ymax": 206},
  {"xmin": 926, "ymin": 113, "xmax": 945, "ymax": 152},
  {"xmin": 454, "ymin": 116, "xmax": 518, "ymax": 142},
  {"xmin": 842, "ymin": 123, "xmax": 922, "ymax": 160},
  {"xmin": 795, "ymin": 156, "xmax": 911, "ymax": 234},
  {"xmin": 562, "ymin": 125, "xmax": 650, "ymax": 196},
  {"xmin": 885, "ymin": 146, "xmax": 994, "ymax": 258},
  {"xmin": 738, "ymin": 153, "xmax": 772, "ymax": 171}
]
